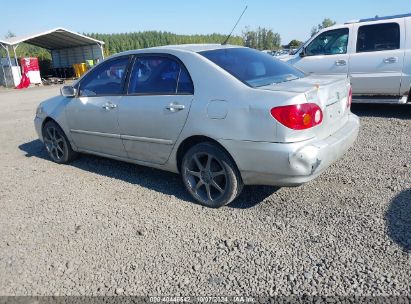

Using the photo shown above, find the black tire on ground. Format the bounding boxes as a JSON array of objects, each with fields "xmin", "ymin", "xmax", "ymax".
[
  {"xmin": 181, "ymin": 142, "xmax": 243, "ymax": 208},
  {"xmin": 42, "ymin": 120, "xmax": 78, "ymax": 164}
]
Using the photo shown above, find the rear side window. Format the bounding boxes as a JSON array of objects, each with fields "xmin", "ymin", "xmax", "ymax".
[
  {"xmin": 128, "ymin": 56, "xmax": 194, "ymax": 95},
  {"xmin": 79, "ymin": 56, "xmax": 129, "ymax": 97},
  {"xmin": 199, "ymin": 48, "xmax": 305, "ymax": 88},
  {"xmin": 357, "ymin": 23, "xmax": 400, "ymax": 53}
]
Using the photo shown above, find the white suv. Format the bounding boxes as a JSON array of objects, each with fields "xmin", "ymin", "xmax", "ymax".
[{"xmin": 282, "ymin": 13, "xmax": 411, "ymax": 104}]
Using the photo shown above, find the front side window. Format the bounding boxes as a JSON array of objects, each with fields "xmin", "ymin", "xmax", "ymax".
[
  {"xmin": 305, "ymin": 28, "xmax": 349, "ymax": 56},
  {"xmin": 199, "ymin": 48, "xmax": 305, "ymax": 88},
  {"xmin": 357, "ymin": 23, "xmax": 400, "ymax": 53},
  {"xmin": 128, "ymin": 56, "xmax": 194, "ymax": 95},
  {"xmin": 79, "ymin": 56, "xmax": 129, "ymax": 97}
]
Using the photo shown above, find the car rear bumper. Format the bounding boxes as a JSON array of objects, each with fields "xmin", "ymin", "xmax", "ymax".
[{"xmin": 219, "ymin": 114, "xmax": 360, "ymax": 186}]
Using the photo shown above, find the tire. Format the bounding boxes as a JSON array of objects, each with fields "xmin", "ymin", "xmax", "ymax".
[
  {"xmin": 181, "ymin": 142, "xmax": 243, "ymax": 208},
  {"xmin": 42, "ymin": 121, "xmax": 78, "ymax": 164}
]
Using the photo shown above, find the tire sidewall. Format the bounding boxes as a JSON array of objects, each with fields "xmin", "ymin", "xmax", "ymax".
[
  {"xmin": 43, "ymin": 121, "xmax": 71, "ymax": 164},
  {"xmin": 181, "ymin": 142, "xmax": 241, "ymax": 208}
]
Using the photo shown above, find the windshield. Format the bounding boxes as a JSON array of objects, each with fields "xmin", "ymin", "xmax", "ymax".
[{"xmin": 199, "ymin": 48, "xmax": 305, "ymax": 87}]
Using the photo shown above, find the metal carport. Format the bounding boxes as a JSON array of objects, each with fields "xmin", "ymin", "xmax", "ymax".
[
  {"xmin": 0, "ymin": 38, "xmax": 13, "ymax": 87},
  {"xmin": 1, "ymin": 28, "xmax": 105, "ymax": 87}
]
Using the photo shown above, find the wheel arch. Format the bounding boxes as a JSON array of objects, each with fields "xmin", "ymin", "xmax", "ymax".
[
  {"xmin": 176, "ymin": 135, "xmax": 240, "ymax": 174},
  {"xmin": 41, "ymin": 117, "xmax": 73, "ymax": 146},
  {"xmin": 41, "ymin": 117, "xmax": 59, "ymax": 136}
]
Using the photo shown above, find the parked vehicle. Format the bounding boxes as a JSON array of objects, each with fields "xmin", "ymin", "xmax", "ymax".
[
  {"xmin": 34, "ymin": 45, "xmax": 359, "ymax": 208},
  {"xmin": 280, "ymin": 13, "xmax": 411, "ymax": 104},
  {"xmin": 274, "ymin": 49, "xmax": 291, "ymax": 57},
  {"xmin": 261, "ymin": 50, "xmax": 275, "ymax": 56}
]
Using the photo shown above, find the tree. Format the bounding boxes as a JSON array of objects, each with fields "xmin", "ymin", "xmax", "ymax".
[
  {"xmin": 310, "ymin": 18, "xmax": 336, "ymax": 36},
  {"xmin": 242, "ymin": 27, "xmax": 281, "ymax": 50},
  {"xmin": 86, "ymin": 31, "xmax": 243, "ymax": 56},
  {"xmin": 288, "ymin": 39, "xmax": 303, "ymax": 49},
  {"xmin": 271, "ymin": 32, "xmax": 281, "ymax": 50},
  {"xmin": 5, "ymin": 30, "xmax": 16, "ymax": 39}
]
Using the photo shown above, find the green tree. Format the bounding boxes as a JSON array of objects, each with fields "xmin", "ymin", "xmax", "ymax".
[
  {"xmin": 288, "ymin": 39, "xmax": 303, "ymax": 49},
  {"xmin": 87, "ymin": 31, "xmax": 243, "ymax": 56},
  {"xmin": 5, "ymin": 30, "xmax": 16, "ymax": 39},
  {"xmin": 242, "ymin": 27, "xmax": 281, "ymax": 50},
  {"xmin": 310, "ymin": 18, "xmax": 337, "ymax": 36}
]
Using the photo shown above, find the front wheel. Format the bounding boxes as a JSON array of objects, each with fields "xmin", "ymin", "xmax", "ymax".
[
  {"xmin": 181, "ymin": 142, "xmax": 243, "ymax": 208},
  {"xmin": 42, "ymin": 121, "xmax": 78, "ymax": 164}
]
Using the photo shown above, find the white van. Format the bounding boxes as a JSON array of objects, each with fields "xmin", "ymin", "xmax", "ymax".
[{"xmin": 281, "ymin": 13, "xmax": 411, "ymax": 104}]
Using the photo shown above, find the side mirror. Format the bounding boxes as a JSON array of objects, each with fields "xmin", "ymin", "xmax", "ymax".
[
  {"xmin": 299, "ymin": 48, "xmax": 306, "ymax": 58},
  {"xmin": 61, "ymin": 86, "xmax": 77, "ymax": 98}
]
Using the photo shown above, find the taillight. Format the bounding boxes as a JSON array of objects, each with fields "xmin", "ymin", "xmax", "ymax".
[
  {"xmin": 347, "ymin": 86, "xmax": 353, "ymax": 108},
  {"xmin": 270, "ymin": 103, "xmax": 323, "ymax": 130}
]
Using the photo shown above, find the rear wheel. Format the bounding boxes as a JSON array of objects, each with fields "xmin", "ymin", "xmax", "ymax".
[
  {"xmin": 42, "ymin": 121, "xmax": 78, "ymax": 164},
  {"xmin": 181, "ymin": 142, "xmax": 243, "ymax": 208}
]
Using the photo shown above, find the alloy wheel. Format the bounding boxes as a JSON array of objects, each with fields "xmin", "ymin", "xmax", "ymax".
[
  {"xmin": 184, "ymin": 152, "xmax": 228, "ymax": 204},
  {"xmin": 43, "ymin": 126, "xmax": 66, "ymax": 161}
]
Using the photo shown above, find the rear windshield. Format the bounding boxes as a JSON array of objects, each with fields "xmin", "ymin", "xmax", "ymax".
[{"xmin": 199, "ymin": 48, "xmax": 305, "ymax": 87}]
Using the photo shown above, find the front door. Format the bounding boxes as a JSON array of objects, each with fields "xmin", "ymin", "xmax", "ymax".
[
  {"xmin": 349, "ymin": 21, "xmax": 405, "ymax": 96},
  {"xmin": 118, "ymin": 55, "xmax": 194, "ymax": 164},
  {"xmin": 292, "ymin": 27, "xmax": 351, "ymax": 76},
  {"xmin": 65, "ymin": 56, "xmax": 131, "ymax": 157}
]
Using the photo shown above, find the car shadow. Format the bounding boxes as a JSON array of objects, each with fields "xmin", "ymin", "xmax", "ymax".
[
  {"xmin": 351, "ymin": 103, "xmax": 411, "ymax": 119},
  {"xmin": 18, "ymin": 140, "xmax": 278, "ymax": 209},
  {"xmin": 385, "ymin": 188, "xmax": 411, "ymax": 253}
]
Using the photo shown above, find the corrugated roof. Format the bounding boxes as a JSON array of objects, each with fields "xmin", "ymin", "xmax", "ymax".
[{"xmin": 5, "ymin": 28, "xmax": 104, "ymax": 50}]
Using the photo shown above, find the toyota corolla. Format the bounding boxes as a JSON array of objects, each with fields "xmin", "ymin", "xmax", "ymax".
[{"xmin": 34, "ymin": 44, "xmax": 359, "ymax": 208}]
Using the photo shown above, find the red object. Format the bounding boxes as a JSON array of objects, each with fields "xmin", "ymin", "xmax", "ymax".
[
  {"xmin": 347, "ymin": 86, "xmax": 353, "ymax": 108},
  {"xmin": 21, "ymin": 57, "xmax": 39, "ymax": 72},
  {"xmin": 16, "ymin": 58, "xmax": 40, "ymax": 89},
  {"xmin": 271, "ymin": 103, "xmax": 323, "ymax": 130}
]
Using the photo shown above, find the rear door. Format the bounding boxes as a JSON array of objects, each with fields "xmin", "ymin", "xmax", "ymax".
[
  {"xmin": 118, "ymin": 55, "xmax": 194, "ymax": 164},
  {"xmin": 349, "ymin": 20, "xmax": 405, "ymax": 96},
  {"xmin": 292, "ymin": 27, "xmax": 351, "ymax": 75},
  {"xmin": 65, "ymin": 56, "xmax": 131, "ymax": 157}
]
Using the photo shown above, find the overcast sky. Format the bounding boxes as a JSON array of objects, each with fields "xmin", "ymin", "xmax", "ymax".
[{"xmin": 2, "ymin": 0, "xmax": 410, "ymax": 43}]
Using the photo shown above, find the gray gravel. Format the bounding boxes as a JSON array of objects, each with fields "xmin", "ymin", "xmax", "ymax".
[{"xmin": 0, "ymin": 86, "xmax": 410, "ymax": 297}]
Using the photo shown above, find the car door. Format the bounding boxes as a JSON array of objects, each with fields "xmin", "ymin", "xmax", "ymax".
[
  {"xmin": 65, "ymin": 56, "xmax": 131, "ymax": 157},
  {"xmin": 349, "ymin": 21, "xmax": 405, "ymax": 96},
  {"xmin": 291, "ymin": 27, "xmax": 351, "ymax": 75},
  {"xmin": 118, "ymin": 54, "xmax": 194, "ymax": 164}
]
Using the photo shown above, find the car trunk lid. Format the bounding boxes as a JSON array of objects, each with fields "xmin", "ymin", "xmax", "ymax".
[{"xmin": 259, "ymin": 75, "xmax": 350, "ymax": 142}]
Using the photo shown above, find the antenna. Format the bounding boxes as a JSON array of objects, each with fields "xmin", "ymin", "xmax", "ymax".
[{"xmin": 222, "ymin": 5, "xmax": 248, "ymax": 45}]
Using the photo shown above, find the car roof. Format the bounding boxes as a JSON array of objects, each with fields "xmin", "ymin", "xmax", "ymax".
[
  {"xmin": 110, "ymin": 44, "xmax": 245, "ymax": 58},
  {"xmin": 149, "ymin": 43, "xmax": 244, "ymax": 53}
]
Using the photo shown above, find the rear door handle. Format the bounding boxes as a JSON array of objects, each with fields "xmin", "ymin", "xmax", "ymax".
[
  {"xmin": 165, "ymin": 103, "xmax": 185, "ymax": 112},
  {"xmin": 102, "ymin": 103, "xmax": 117, "ymax": 110},
  {"xmin": 335, "ymin": 59, "xmax": 347, "ymax": 66},
  {"xmin": 383, "ymin": 57, "xmax": 398, "ymax": 64}
]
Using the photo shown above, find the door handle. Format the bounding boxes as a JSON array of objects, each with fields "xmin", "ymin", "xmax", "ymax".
[
  {"xmin": 102, "ymin": 103, "xmax": 117, "ymax": 110},
  {"xmin": 165, "ymin": 103, "xmax": 185, "ymax": 112},
  {"xmin": 335, "ymin": 59, "xmax": 347, "ymax": 66},
  {"xmin": 383, "ymin": 57, "xmax": 398, "ymax": 64}
]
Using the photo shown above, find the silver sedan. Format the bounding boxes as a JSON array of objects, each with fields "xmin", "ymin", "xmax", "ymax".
[{"xmin": 34, "ymin": 44, "xmax": 359, "ymax": 208}]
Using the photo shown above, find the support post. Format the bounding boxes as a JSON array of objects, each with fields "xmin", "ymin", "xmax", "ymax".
[
  {"xmin": 98, "ymin": 43, "xmax": 104, "ymax": 60},
  {"xmin": 5, "ymin": 45, "xmax": 14, "ymax": 87},
  {"xmin": 1, "ymin": 64, "xmax": 7, "ymax": 87},
  {"xmin": 0, "ymin": 43, "xmax": 10, "ymax": 87},
  {"xmin": 12, "ymin": 44, "xmax": 21, "ymax": 78}
]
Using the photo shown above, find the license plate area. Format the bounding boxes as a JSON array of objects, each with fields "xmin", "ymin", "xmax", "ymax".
[{"xmin": 326, "ymin": 101, "xmax": 345, "ymax": 122}]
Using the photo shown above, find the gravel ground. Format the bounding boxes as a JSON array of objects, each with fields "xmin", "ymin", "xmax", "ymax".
[{"xmin": 0, "ymin": 85, "xmax": 410, "ymax": 297}]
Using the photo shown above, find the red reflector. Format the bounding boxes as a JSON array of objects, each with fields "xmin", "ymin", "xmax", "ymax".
[
  {"xmin": 270, "ymin": 103, "xmax": 323, "ymax": 130},
  {"xmin": 347, "ymin": 86, "xmax": 353, "ymax": 108}
]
